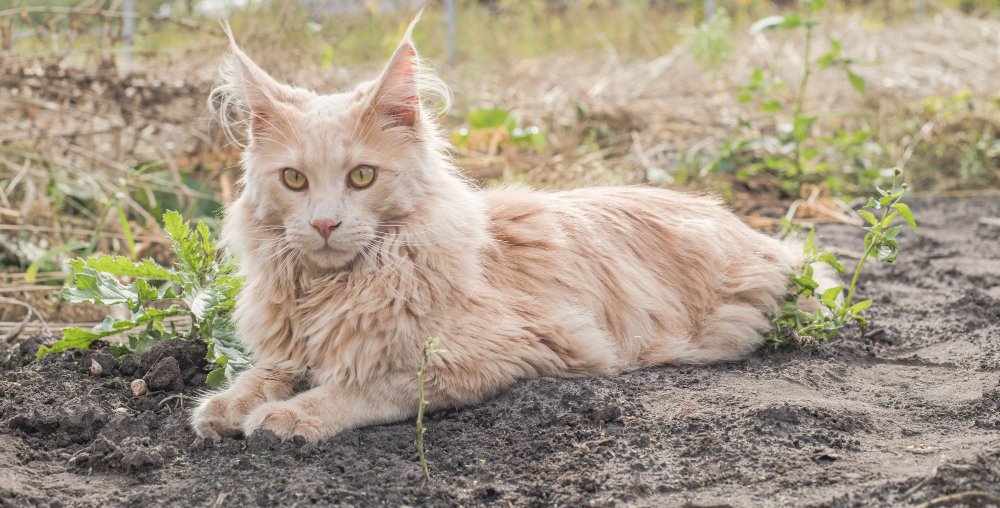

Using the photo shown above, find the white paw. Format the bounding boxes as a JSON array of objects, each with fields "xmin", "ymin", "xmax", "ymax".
[
  {"xmin": 190, "ymin": 392, "xmax": 261, "ymax": 440},
  {"xmin": 243, "ymin": 401, "xmax": 327, "ymax": 443}
]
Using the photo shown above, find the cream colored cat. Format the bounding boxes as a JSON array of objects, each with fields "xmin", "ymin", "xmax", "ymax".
[{"xmin": 191, "ymin": 19, "xmax": 810, "ymax": 442}]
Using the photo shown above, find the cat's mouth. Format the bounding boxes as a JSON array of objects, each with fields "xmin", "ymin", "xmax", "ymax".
[{"xmin": 300, "ymin": 235, "xmax": 374, "ymax": 272}]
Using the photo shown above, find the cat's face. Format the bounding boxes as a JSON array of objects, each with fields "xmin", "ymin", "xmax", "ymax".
[{"xmin": 221, "ymin": 22, "xmax": 447, "ymax": 271}]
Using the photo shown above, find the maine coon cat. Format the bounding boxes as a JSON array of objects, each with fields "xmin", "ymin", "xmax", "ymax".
[{"xmin": 191, "ymin": 18, "xmax": 823, "ymax": 443}]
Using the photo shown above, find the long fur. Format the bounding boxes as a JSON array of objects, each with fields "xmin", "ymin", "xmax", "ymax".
[{"xmin": 191, "ymin": 23, "xmax": 813, "ymax": 442}]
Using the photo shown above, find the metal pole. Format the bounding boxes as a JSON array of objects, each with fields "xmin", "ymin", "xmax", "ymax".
[
  {"xmin": 444, "ymin": 0, "xmax": 456, "ymax": 65},
  {"xmin": 123, "ymin": 0, "xmax": 134, "ymax": 69}
]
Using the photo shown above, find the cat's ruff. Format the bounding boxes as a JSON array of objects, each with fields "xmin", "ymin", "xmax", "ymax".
[{"xmin": 191, "ymin": 18, "xmax": 816, "ymax": 443}]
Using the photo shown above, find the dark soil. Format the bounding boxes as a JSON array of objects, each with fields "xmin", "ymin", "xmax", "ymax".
[{"xmin": 1, "ymin": 197, "xmax": 998, "ymax": 507}]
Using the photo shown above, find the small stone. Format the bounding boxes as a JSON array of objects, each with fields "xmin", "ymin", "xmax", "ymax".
[
  {"xmin": 143, "ymin": 357, "xmax": 184, "ymax": 392},
  {"xmin": 83, "ymin": 351, "xmax": 114, "ymax": 377},
  {"xmin": 118, "ymin": 355, "xmax": 140, "ymax": 377},
  {"xmin": 130, "ymin": 378, "xmax": 147, "ymax": 397},
  {"xmin": 593, "ymin": 405, "xmax": 622, "ymax": 423}
]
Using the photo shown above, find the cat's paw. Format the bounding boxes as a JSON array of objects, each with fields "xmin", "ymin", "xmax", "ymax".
[
  {"xmin": 190, "ymin": 392, "xmax": 261, "ymax": 440},
  {"xmin": 243, "ymin": 401, "xmax": 327, "ymax": 443}
]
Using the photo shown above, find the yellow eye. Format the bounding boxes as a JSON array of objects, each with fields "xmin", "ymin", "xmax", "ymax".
[
  {"xmin": 348, "ymin": 165, "xmax": 377, "ymax": 189},
  {"xmin": 281, "ymin": 168, "xmax": 307, "ymax": 191}
]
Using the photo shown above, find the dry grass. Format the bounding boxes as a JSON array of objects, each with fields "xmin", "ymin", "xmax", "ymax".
[{"xmin": 1, "ymin": 1, "xmax": 999, "ymax": 333}]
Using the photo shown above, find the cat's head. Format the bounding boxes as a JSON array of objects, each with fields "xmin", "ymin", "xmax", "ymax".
[{"xmin": 216, "ymin": 16, "xmax": 452, "ymax": 272}]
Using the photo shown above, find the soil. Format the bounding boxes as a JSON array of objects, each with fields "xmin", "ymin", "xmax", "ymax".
[{"xmin": 1, "ymin": 196, "xmax": 998, "ymax": 507}]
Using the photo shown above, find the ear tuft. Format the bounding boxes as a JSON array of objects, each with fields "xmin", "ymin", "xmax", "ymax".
[
  {"xmin": 211, "ymin": 23, "xmax": 300, "ymax": 144},
  {"xmin": 367, "ymin": 11, "xmax": 450, "ymax": 133}
]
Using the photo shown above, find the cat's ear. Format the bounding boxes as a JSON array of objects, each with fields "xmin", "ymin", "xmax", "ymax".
[
  {"xmin": 219, "ymin": 24, "xmax": 299, "ymax": 140},
  {"xmin": 368, "ymin": 15, "xmax": 425, "ymax": 130}
]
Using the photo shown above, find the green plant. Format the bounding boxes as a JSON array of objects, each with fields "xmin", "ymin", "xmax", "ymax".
[
  {"xmin": 452, "ymin": 108, "xmax": 547, "ymax": 155},
  {"xmin": 769, "ymin": 169, "xmax": 918, "ymax": 345},
  {"xmin": 416, "ymin": 337, "xmax": 444, "ymax": 482},
  {"xmin": 36, "ymin": 211, "xmax": 250, "ymax": 387},
  {"xmin": 688, "ymin": 8, "xmax": 733, "ymax": 74},
  {"xmin": 713, "ymin": 0, "xmax": 879, "ymax": 196}
]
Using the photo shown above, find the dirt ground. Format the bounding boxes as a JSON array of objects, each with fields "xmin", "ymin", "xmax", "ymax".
[{"xmin": 1, "ymin": 196, "xmax": 998, "ymax": 507}]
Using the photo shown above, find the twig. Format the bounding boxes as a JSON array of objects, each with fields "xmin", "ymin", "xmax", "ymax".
[
  {"xmin": 0, "ymin": 224, "xmax": 167, "ymax": 243},
  {"xmin": 918, "ymin": 491, "xmax": 1000, "ymax": 508},
  {"xmin": 0, "ymin": 296, "xmax": 50, "ymax": 341}
]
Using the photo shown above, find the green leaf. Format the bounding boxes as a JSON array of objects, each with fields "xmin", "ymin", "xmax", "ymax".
[
  {"xmin": 163, "ymin": 210, "xmax": 189, "ymax": 245},
  {"xmin": 803, "ymin": 227, "xmax": 816, "ymax": 257},
  {"xmin": 510, "ymin": 126, "xmax": 548, "ymax": 151},
  {"xmin": 205, "ymin": 367, "xmax": 227, "ymax": 388},
  {"xmin": 857, "ymin": 209, "xmax": 878, "ymax": 226},
  {"xmin": 880, "ymin": 210, "xmax": 900, "ymax": 229},
  {"xmin": 761, "ymin": 101, "xmax": 782, "ymax": 113},
  {"xmin": 794, "ymin": 275, "xmax": 819, "ymax": 291},
  {"xmin": 816, "ymin": 40, "xmax": 841, "ymax": 69},
  {"xmin": 864, "ymin": 197, "xmax": 881, "ymax": 210},
  {"xmin": 850, "ymin": 299, "xmax": 873, "ymax": 313},
  {"xmin": 78, "ymin": 255, "xmax": 180, "ymax": 282},
  {"xmin": 891, "ymin": 203, "xmax": 919, "ymax": 231},
  {"xmin": 36, "ymin": 306, "xmax": 186, "ymax": 360},
  {"xmin": 468, "ymin": 108, "xmax": 514, "ymax": 131},
  {"xmin": 61, "ymin": 267, "xmax": 145, "ymax": 309},
  {"xmin": 818, "ymin": 251, "xmax": 845, "ymax": 273},
  {"xmin": 320, "ymin": 42, "xmax": 335, "ymax": 69},
  {"xmin": 116, "ymin": 205, "xmax": 137, "ymax": 259},
  {"xmin": 777, "ymin": 13, "xmax": 802, "ymax": 29},
  {"xmin": 188, "ymin": 282, "xmax": 237, "ymax": 324},
  {"xmin": 853, "ymin": 314, "xmax": 868, "ymax": 332},
  {"xmin": 821, "ymin": 285, "xmax": 843, "ymax": 308},
  {"xmin": 846, "ymin": 69, "xmax": 865, "ymax": 95},
  {"xmin": 884, "ymin": 225, "xmax": 903, "ymax": 240},
  {"xmin": 875, "ymin": 239, "xmax": 899, "ymax": 262}
]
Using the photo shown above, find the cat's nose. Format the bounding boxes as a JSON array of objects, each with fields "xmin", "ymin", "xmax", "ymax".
[{"xmin": 311, "ymin": 219, "xmax": 341, "ymax": 240}]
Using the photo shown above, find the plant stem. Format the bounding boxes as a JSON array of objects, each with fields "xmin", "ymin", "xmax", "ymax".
[
  {"xmin": 792, "ymin": 22, "xmax": 813, "ymax": 121},
  {"xmin": 416, "ymin": 338, "xmax": 439, "ymax": 482},
  {"xmin": 843, "ymin": 246, "xmax": 872, "ymax": 315},
  {"xmin": 791, "ymin": 17, "xmax": 814, "ymax": 187}
]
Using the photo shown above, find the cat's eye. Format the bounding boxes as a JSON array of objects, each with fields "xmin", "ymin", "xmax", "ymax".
[
  {"xmin": 281, "ymin": 168, "xmax": 308, "ymax": 191},
  {"xmin": 348, "ymin": 165, "xmax": 377, "ymax": 189}
]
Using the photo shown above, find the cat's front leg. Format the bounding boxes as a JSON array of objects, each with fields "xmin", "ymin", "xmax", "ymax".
[
  {"xmin": 191, "ymin": 363, "xmax": 299, "ymax": 440},
  {"xmin": 243, "ymin": 381, "xmax": 414, "ymax": 443}
]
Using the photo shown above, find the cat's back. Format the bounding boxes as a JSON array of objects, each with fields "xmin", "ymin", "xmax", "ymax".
[{"xmin": 481, "ymin": 184, "xmax": 750, "ymax": 248}]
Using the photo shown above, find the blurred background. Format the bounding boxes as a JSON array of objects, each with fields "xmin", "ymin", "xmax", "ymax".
[{"xmin": 1, "ymin": 0, "xmax": 999, "ymax": 332}]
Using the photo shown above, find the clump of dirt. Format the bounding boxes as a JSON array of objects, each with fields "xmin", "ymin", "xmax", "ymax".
[{"xmin": 0, "ymin": 197, "xmax": 998, "ymax": 507}]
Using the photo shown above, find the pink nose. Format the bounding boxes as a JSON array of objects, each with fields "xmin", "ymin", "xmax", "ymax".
[{"xmin": 311, "ymin": 219, "xmax": 341, "ymax": 240}]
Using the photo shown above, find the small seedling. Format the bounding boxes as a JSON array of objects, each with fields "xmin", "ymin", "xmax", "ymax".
[
  {"xmin": 37, "ymin": 211, "xmax": 250, "ymax": 387},
  {"xmin": 710, "ymin": 0, "xmax": 880, "ymax": 196},
  {"xmin": 416, "ymin": 337, "xmax": 444, "ymax": 482},
  {"xmin": 770, "ymin": 169, "xmax": 918, "ymax": 345}
]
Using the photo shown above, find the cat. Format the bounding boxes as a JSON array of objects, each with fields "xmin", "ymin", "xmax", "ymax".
[{"xmin": 191, "ymin": 17, "xmax": 820, "ymax": 443}]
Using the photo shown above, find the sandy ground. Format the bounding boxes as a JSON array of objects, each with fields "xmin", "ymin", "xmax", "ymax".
[{"xmin": 1, "ymin": 196, "xmax": 998, "ymax": 507}]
